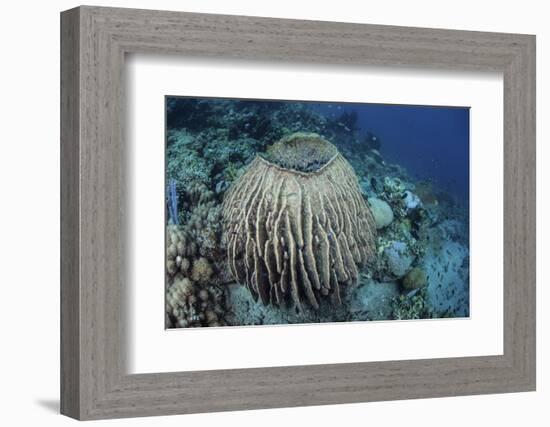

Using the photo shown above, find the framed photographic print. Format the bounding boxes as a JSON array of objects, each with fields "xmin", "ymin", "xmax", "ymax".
[
  {"xmin": 61, "ymin": 6, "xmax": 536, "ymax": 420},
  {"xmin": 164, "ymin": 97, "xmax": 471, "ymax": 330}
]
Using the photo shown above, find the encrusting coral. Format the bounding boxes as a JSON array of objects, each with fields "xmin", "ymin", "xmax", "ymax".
[{"xmin": 222, "ymin": 133, "xmax": 377, "ymax": 310}]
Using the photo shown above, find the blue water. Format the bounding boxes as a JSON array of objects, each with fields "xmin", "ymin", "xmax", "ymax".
[{"xmin": 311, "ymin": 102, "xmax": 470, "ymax": 202}]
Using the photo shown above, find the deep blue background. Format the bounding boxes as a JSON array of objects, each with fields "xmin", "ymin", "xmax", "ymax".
[{"xmin": 312, "ymin": 102, "xmax": 470, "ymax": 201}]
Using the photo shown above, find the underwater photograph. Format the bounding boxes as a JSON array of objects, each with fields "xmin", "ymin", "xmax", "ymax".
[{"xmin": 165, "ymin": 96, "xmax": 470, "ymax": 329}]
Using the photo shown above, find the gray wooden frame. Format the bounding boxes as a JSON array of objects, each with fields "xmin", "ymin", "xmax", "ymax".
[{"xmin": 60, "ymin": 5, "xmax": 536, "ymax": 420}]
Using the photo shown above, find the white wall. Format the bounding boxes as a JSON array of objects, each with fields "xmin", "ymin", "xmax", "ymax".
[{"xmin": 0, "ymin": 0, "xmax": 546, "ymax": 425}]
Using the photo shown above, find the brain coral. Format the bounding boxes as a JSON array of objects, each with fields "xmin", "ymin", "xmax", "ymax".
[
  {"xmin": 222, "ymin": 133, "xmax": 377, "ymax": 310},
  {"xmin": 368, "ymin": 197, "xmax": 394, "ymax": 229}
]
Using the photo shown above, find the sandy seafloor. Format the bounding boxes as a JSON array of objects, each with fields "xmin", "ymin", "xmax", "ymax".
[{"xmin": 164, "ymin": 98, "xmax": 470, "ymax": 328}]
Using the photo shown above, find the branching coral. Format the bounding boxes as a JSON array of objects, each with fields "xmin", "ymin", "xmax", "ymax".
[{"xmin": 222, "ymin": 133, "xmax": 377, "ymax": 310}]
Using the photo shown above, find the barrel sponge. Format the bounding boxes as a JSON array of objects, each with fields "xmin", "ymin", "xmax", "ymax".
[
  {"xmin": 263, "ymin": 132, "xmax": 339, "ymax": 173},
  {"xmin": 222, "ymin": 133, "xmax": 377, "ymax": 310}
]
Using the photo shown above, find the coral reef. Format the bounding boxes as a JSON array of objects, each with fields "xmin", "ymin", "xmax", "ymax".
[
  {"xmin": 368, "ymin": 197, "xmax": 394, "ymax": 229},
  {"xmin": 184, "ymin": 201, "xmax": 223, "ymax": 260},
  {"xmin": 166, "ymin": 130, "xmax": 213, "ymax": 189},
  {"xmin": 165, "ymin": 97, "xmax": 470, "ymax": 327},
  {"xmin": 391, "ymin": 288, "xmax": 431, "ymax": 320},
  {"xmin": 402, "ymin": 267, "xmax": 427, "ymax": 290},
  {"xmin": 403, "ymin": 190, "xmax": 422, "ymax": 211},
  {"xmin": 191, "ymin": 257, "xmax": 214, "ymax": 284},
  {"xmin": 347, "ymin": 281, "xmax": 400, "ymax": 321},
  {"xmin": 222, "ymin": 133, "xmax": 377, "ymax": 310},
  {"xmin": 384, "ymin": 241, "xmax": 414, "ymax": 278},
  {"xmin": 225, "ymin": 283, "xmax": 350, "ymax": 326},
  {"xmin": 165, "ymin": 184, "xmax": 228, "ymax": 327},
  {"xmin": 166, "ymin": 224, "xmax": 198, "ymax": 277},
  {"xmin": 166, "ymin": 276, "xmax": 226, "ymax": 328}
]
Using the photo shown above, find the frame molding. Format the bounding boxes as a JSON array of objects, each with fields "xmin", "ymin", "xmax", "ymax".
[{"xmin": 60, "ymin": 6, "xmax": 536, "ymax": 420}]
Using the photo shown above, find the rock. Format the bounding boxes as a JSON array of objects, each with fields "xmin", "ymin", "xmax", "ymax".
[
  {"xmin": 347, "ymin": 281, "xmax": 400, "ymax": 320},
  {"xmin": 384, "ymin": 241, "xmax": 414, "ymax": 278},
  {"xmin": 368, "ymin": 197, "xmax": 394, "ymax": 229},
  {"xmin": 224, "ymin": 284, "xmax": 325, "ymax": 326},
  {"xmin": 403, "ymin": 190, "xmax": 421, "ymax": 211}
]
